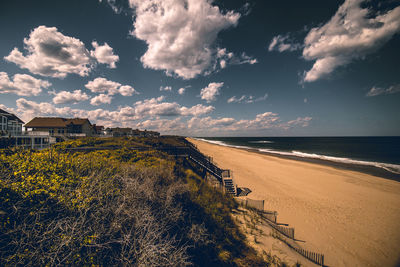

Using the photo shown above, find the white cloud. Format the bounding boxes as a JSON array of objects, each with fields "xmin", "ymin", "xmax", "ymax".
[
  {"xmin": 302, "ymin": 0, "xmax": 400, "ymax": 82},
  {"xmin": 52, "ymin": 90, "xmax": 89, "ymax": 104},
  {"xmin": 15, "ymin": 96, "xmax": 214, "ymax": 127},
  {"xmin": 129, "ymin": 0, "xmax": 244, "ymax": 79},
  {"xmin": 15, "ymin": 98, "xmax": 114, "ymax": 123},
  {"xmin": 269, "ymin": 1, "xmax": 400, "ymax": 83},
  {"xmin": 133, "ymin": 96, "xmax": 214, "ymax": 118},
  {"xmin": 178, "ymin": 85, "xmax": 191, "ymax": 95},
  {"xmin": 0, "ymin": 104, "xmax": 16, "ymax": 114},
  {"xmin": 160, "ymin": 86, "xmax": 172, "ymax": 91},
  {"xmin": 85, "ymin": 77, "xmax": 138, "ymax": 96},
  {"xmin": 268, "ymin": 34, "xmax": 302, "ymax": 52},
  {"xmin": 366, "ymin": 84, "xmax": 400, "ymax": 97},
  {"xmin": 227, "ymin": 93, "xmax": 268, "ymax": 104},
  {"xmin": 0, "ymin": 72, "xmax": 51, "ymax": 96},
  {"xmin": 85, "ymin": 77, "xmax": 121, "ymax": 95},
  {"xmin": 178, "ymin": 87, "xmax": 186, "ymax": 95},
  {"xmin": 137, "ymin": 118, "xmax": 186, "ymax": 133},
  {"xmin": 4, "ymin": 26, "xmax": 120, "ymax": 78},
  {"xmin": 284, "ymin": 117, "xmax": 312, "ymax": 129},
  {"xmin": 216, "ymin": 48, "xmax": 257, "ymax": 69},
  {"xmin": 180, "ymin": 104, "xmax": 214, "ymax": 117},
  {"xmin": 200, "ymin": 82, "xmax": 223, "ymax": 103},
  {"xmin": 90, "ymin": 94, "xmax": 113, "ymax": 106},
  {"xmin": 119, "ymin": 85, "xmax": 138, "ymax": 96},
  {"xmin": 4, "ymin": 26, "xmax": 93, "ymax": 78},
  {"xmin": 15, "ymin": 97, "xmax": 311, "ymax": 135},
  {"xmin": 91, "ymin": 41, "xmax": 119, "ymax": 68},
  {"xmin": 186, "ymin": 113, "xmax": 312, "ymax": 135}
]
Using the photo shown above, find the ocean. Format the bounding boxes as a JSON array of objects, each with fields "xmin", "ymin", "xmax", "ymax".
[{"xmin": 195, "ymin": 137, "xmax": 400, "ymax": 178}]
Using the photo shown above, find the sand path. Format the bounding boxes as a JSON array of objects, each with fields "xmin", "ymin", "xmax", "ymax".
[{"xmin": 188, "ymin": 138, "xmax": 400, "ymax": 267}]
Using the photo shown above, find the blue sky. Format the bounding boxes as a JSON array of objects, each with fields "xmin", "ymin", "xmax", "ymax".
[{"xmin": 0, "ymin": 0, "xmax": 399, "ymax": 136}]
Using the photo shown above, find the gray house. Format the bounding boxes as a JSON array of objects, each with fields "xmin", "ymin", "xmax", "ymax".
[{"xmin": 0, "ymin": 108, "xmax": 24, "ymax": 136}]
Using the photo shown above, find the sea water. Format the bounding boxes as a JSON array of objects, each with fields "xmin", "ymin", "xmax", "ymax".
[{"xmin": 195, "ymin": 137, "xmax": 400, "ymax": 176}]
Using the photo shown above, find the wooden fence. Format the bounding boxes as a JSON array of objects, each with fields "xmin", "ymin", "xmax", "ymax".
[
  {"xmin": 291, "ymin": 246, "xmax": 324, "ymax": 266},
  {"xmin": 270, "ymin": 223, "xmax": 295, "ymax": 239},
  {"xmin": 236, "ymin": 198, "xmax": 265, "ymax": 211},
  {"xmin": 262, "ymin": 211, "xmax": 277, "ymax": 223}
]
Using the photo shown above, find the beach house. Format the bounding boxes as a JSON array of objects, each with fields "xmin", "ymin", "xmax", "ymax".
[
  {"xmin": 93, "ymin": 124, "xmax": 105, "ymax": 135},
  {"xmin": 106, "ymin": 127, "xmax": 133, "ymax": 137},
  {"xmin": 0, "ymin": 110, "xmax": 55, "ymax": 149},
  {"xmin": 24, "ymin": 117, "xmax": 95, "ymax": 139},
  {"xmin": 105, "ymin": 127, "xmax": 161, "ymax": 138},
  {"xmin": 0, "ymin": 108, "xmax": 24, "ymax": 136}
]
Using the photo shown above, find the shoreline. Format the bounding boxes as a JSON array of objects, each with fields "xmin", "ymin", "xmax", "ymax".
[
  {"xmin": 192, "ymin": 138, "xmax": 400, "ymax": 181},
  {"xmin": 187, "ymin": 137, "xmax": 400, "ymax": 267}
]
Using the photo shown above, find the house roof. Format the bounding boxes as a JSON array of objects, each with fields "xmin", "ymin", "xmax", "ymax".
[
  {"xmin": 24, "ymin": 117, "xmax": 91, "ymax": 128},
  {"xmin": 0, "ymin": 108, "xmax": 24, "ymax": 124}
]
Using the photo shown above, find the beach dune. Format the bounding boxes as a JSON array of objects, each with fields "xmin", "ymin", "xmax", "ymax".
[{"xmin": 188, "ymin": 138, "xmax": 400, "ymax": 267}]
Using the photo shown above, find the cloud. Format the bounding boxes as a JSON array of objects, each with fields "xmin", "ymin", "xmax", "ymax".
[
  {"xmin": 4, "ymin": 26, "xmax": 92, "ymax": 78},
  {"xmin": 366, "ymin": 84, "xmax": 400, "ymax": 97},
  {"xmin": 301, "ymin": 0, "xmax": 400, "ymax": 82},
  {"xmin": 284, "ymin": 117, "xmax": 312, "ymax": 129},
  {"xmin": 178, "ymin": 85, "xmax": 191, "ymax": 95},
  {"xmin": 216, "ymin": 48, "xmax": 257, "ymax": 69},
  {"xmin": 227, "ymin": 93, "xmax": 268, "ymax": 104},
  {"xmin": 129, "ymin": 0, "xmax": 246, "ymax": 79},
  {"xmin": 118, "ymin": 85, "xmax": 138, "ymax": 96},
  {"xmin": 269, "ymin": 1, "xmax": 400, "ymax": 83},
  {"xmin": 0, "ymin": 104, "xmax": 16, "ymax": 114},
  {"xmin": 91, "ymin": 41, "xmax": 119, "ymax": 68},
  {"xmin": 180, "ymin": 104, "xmax": 214, "ymax": 117},
  {"xmin": 85, "ymin": 77, "xmax": 138, "ymax": 96},
  {"xmin": 85, "ymin": 77, "xmax": 120, "ymax": 95},
  {"xmin": 15, "ymin": 96, "xmax": 214, "ymax": 126},
  {"xmin": 186, "ymin": 113, "xmax": 312, "ymax": 135},
  {"xmin": 268, "ymin": 34, "xmax": 302, "ymax": 52},
  {"xmin": 0, "ymin": 72, "xmax": 51, "ymax": 96},
  {"xmin": 53, "ymin": 90, "xmax": 89, "ymax": 104},
  {"xmin": 14, "ymin": 97, "xmax": 311, "ymax": 135},
  {"xmin": 137, "ymin": 118, "xmax": 186, "ymax": 132},
  {"xmin": 90, "ymin": 94, "xmax": 113, "ymax": 106},
  {"xmin": 178, "ymin": 87, "xmax": 186, "ymax": 95},
  {"xmin": 133, "ymin": 96, "xmax": 214, "ymax": 117},
  {"xmin": 4, "ymin": 26, "xmax": 120, "ymax": 78},
  {"xmin": 200, "ymin": 82, "xmax": 223, "ymax": 103},
  {"xmin": 159, "ymin": 86, "xmax": 172, "ymax": 91}
]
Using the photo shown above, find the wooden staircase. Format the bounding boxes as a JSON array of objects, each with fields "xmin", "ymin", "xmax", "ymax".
[
  {"xmin": 160, "ymin": 141, "xmax": 238, "ymax": 196},
  {"xmin": 223, "ymin": 178, "xmax": 236, "ymax": 196}
]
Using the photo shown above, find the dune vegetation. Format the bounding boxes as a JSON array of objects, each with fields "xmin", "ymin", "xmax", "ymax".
[{"xmin": 0, "ymin": 137, "xmax": 267, "ymax": 266}]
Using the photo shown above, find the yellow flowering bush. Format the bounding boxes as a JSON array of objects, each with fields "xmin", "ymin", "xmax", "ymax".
[{"xmin": 0, "ymin": 137, "xmax": 266, "ymax": 266}]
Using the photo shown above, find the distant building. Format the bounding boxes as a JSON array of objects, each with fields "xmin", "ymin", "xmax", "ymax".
[
  {"xmin": 0, "ymin": 108, "xmax": 24, "ymax": 136},
  {"xmin": 136, "ymin": 129, "xmax": 160, "ymax": 138},
  {"xmin": 106, "ymin": 127, "xmax": 133, "ymax": 137},
  {"xmin": 106, "ymin": 127, "xmax": 160, "ymax": 138},
  {"xmin": 24, "ymin": 117, "xmax": 95, "ymax": 138},
  {"xmin": 93, "ymin": 124, "xmax": 105, "ymax": 135}
]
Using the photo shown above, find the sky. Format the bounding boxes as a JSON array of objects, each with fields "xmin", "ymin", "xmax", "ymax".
[{"xmin": 0, "ymin": 0, "xmax": 399, "ymax": 136}]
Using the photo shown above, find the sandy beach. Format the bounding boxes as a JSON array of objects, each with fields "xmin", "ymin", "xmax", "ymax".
[{"xmin": 188, "ymin": 138, "xmax": 400, "ymax": 267}]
